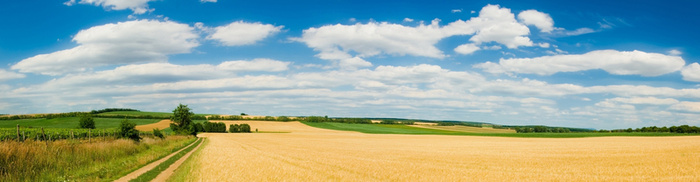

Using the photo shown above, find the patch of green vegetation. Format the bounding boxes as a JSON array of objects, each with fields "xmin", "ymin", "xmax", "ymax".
[
  {"xmin": 0, "ymin": 117, "xmax": 161, "ymax": 129},
  {"xmin": 302, "ymin": 122, "xmax": 698, "ymax": 138},
  {"xmin": 167, "ymin": 138, "xmax": 208, "ymax": 182},
  {"xmin": 130, "ymin": 138, "xmax": 203, "ymax": 182}
]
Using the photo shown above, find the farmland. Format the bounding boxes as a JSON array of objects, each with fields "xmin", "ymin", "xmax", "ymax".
[{"xmin": 174, "ymin": 121, "xmax": 700, "ymax": 181}]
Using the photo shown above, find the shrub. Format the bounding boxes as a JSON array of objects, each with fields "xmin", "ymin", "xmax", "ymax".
[
  {"xmin": 119, "ymin": 119, "xmax": 141, "ymax": 142},
  {"xmin": 78, "ymin": 114, "xmax": 96, "ymax": 129},
  {"xmin": 153, "ymin": 128, "xmax": 165, "ymax": 139},
  {"xmin": 240, "ymin": 124, "xmax": 251, "ymax": 133},
  {"xmin": 171, "ymin": 104, "xmax": 195, "ymax": 135}
]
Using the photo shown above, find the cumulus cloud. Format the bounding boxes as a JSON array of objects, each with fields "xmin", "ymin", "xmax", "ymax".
[
  {"xmin": 295, "ymin": 4, "xmax": 536, "ymax": 65},
  {"xmin": 668, "ymin": 49, "xmax": 682, "ymax": 56},
  {"xmin": 475, "ymin": 50, "xmax": 685, "ymax": 76},
  {"xmin": 64, "ymin": 0, "xmax": 155, "ymax": 14},
  {"xmin": 11, "ymin": 20, "xmax": 199, "ymax": 76},
  {"xmin": 207, "ymin": 21, "xmax": 283, "ymax": 46},
  {"xmin": 517, "ymin": 10, "xmax": 554, "ymax": 33},
  {"xmin": 403, "ymin": 18, "xmax": 414, "ymax": 22},
  {"xmin": 454, "ymin": 43, "xmax": 480, "ymax": 55},
  {"xmin": 217, "ymin": 58, "xmax": 291, "ymax": 72},
  {"xmin": 681, "ymin": 63, "xmax": 700, "ymax": 82},
  {"xmin": 200, "ymin": 0, "xmax": 217, "ymax": 2},
  {"xmin": 670, "ymin": 102, "xmax": 700, "ymax": 113},
  {"xmin": 0, "ymin": 69, "xmax": 25, "ymax": 81}
]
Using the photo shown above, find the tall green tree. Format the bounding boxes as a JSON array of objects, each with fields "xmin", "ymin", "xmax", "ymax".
[{"xmin": 171, "ymin": 104, "xmax": 196, "ymax": 135}]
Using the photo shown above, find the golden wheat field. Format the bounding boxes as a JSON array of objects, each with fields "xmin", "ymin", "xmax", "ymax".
[
  {"xmin": 182, "ymin": 121, "xmax": 700, "ymax": 181},
  {"xmin": 135, "ymin": 119, "xmax": 172, "ymax": 131}
]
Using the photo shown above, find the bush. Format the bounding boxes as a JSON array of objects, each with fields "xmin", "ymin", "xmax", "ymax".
[
  {"xmin": 119, "ymin": 119, "xmax": 141, "ymax": 142},
  {"xmin": 78, "ymin": 114, "xmax": 96, "ymax": 129},
  {"xmin": 240, "ymin": 124, "xmax": 251, "ymax": 133},
  {"xmin": 153, "ymin": 128, "xmax": 165, "ymax": 139},
  {"xmin": 229, "ymin": 124, "xmax": 240, "ymax": 133}
]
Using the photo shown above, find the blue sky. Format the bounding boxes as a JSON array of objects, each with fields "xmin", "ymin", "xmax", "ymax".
[{"xmin": 1, "ymin": 0, "xmax": 699, "ymax": 129}]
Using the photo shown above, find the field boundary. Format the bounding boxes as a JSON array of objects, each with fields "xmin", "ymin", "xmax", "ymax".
[{"xmin": 114, "ymin": 137, "xmax": 200, "ymax": 182}]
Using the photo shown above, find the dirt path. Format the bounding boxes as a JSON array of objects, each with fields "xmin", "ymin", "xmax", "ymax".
[
  {"xmin": 151, "ymin": 138, "xmax": 204, "ymax": 181},
  {"xmin": 113, "ymin": 138, "xmax": 200, "ymax": 182}
]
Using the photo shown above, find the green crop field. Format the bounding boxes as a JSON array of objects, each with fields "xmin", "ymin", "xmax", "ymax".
[
  {"xmin": 302, "ymin": 122, "xmax": 698, "ymax": 138},
  {"xmin": 0, "ymin": 117, "xmax": 161, "ymax": 129}
]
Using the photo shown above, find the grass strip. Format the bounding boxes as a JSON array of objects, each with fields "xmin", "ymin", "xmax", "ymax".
[
  {"xmin": 303, "ymin": 122, "xmax": 700, "ymax": 138},
  {"xmin": 130, "ymin": 138, "xmax": 203, "ymax": 182},
  {"xmin": 166, "ymin": 138, "xmax": 209, "ymax": 182}
]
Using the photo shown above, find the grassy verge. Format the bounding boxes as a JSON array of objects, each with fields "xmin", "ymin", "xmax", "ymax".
[
  {"xmin": 0, "ymin": 135, "xmax": 195, "ymax": 181},
  {"xmin": 0, "ymin": 117, "xmax": 161, "ymax": 129},
  {"xmin": 167, "ymin": 138, "xmax": 208, "ymax": 182},
  {"xmin": 130, "ymin": 138, "xmax": 202, "ymax": 182},
  {"xmin": 302, "ymin": 122, "xmax": 699, "ymax": 138}
]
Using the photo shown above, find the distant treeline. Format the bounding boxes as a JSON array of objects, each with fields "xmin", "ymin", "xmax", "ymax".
[
  {"xmin": 0, "ymin": 112, "xmax": 88, "ymax": 120},
  {"xmin": 511, "ymin": 126, "xmax": 575, "ymax": 133},
  {"xmin": 207, "ymin": 115, "xmax": 288, "ymax": 121},
  {"xmin": 601, "ymin": 125, "xmax": 700, "ymax": 133},
  {"xmin": 89, "ymin": 108, "xmax": 139, "ymax": 114}
]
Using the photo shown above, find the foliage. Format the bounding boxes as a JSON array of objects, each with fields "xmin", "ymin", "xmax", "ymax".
[
  {"xmin": 171, "ymin": 104, "xmax": 196, "ymax": 136},
  {"xmin": 90, "ymin": 108, "xmax": 140, "ymax": 114},
  {"xmin": 153, "ymin": 128, "xmax": 165, "ymax": 139},
  {"xmin": 193, "ymin": 123, "xmax": 204, "ymax": 133},
  {"xmin": 119, "ymin": 119, "xmax": 141, "ymax": 142},
  {"xmin": 380, "ymin": 120, "xmax": 397, "ymax": 124},
  {"xmin": 202, "ymin": 121, "xmax": 226, "ymax": 133},
  {"xmin": 229, "ymin": 124, "xmax": 240, "ymax": 133},
  {"xmin": 437, "ymin": 122, "xmax": 455, "ymax": 126},
  {"xmin": 78, "ymin": 114, "xmax": 96, "ymax": 129},
  {"xmin": 228, "ymin": 124, "xmax": 251, "ymax": 133}
]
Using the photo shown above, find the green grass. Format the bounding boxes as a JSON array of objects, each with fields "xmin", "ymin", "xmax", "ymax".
[
  {"xmin": 167, "ymin": 138, "xmax": 209, "ymax": 182},
  {"xmin": 130, "ymin": 138, "xmax": 203, "ymax": 182},
  {"xmin": 302, "ymin": 122, "xmax": 699, "ymax": 138},
  {"xmin": 0, "ymin": 117, "xmax": 162, "ymax": 129}
]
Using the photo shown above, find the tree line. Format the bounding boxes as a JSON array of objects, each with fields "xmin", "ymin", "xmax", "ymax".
[{"xmin": 601, "ymin": 125, "xmax": 700, "ymax": 133}]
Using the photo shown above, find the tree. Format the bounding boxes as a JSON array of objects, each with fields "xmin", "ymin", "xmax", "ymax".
[
  {"xmin": 78, "ymin": 114, "xmax": 96, "ymax": 129},
  {"xmin": 171, "ymin": 104, "xmax": 196, "ymax": 135},
  {"xmin": 119, "ymin": 119, "xmax": 141, "ymax": 142}
]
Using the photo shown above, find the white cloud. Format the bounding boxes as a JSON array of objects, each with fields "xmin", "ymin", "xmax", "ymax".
[
  {"xmin": 403, "ymin": 18, "xmax": 414, "ymax": 22},
  {"xmin": 475, "ymin": 50, "xmax": 685, "ymax": 76},
  {"xmin": 295, "ymin": 4, "xmax": 536, "ymax": 65},
  {"xmin": 295, "ymin": 19, "xmax": 448, "ymax": 60},
  {"xmin": 668, "ymin": 49, "xmax": 682, "ymax": 56},
  {"xmin": 447, "ymin": 4, "xmax": 533, "ymax": 48},
  {"xmin": 670, "ymin": 102, "xmax": 700, "ymax": 113},
  {"xmin": 451, "ymin": 9, "xmax": 462, "ymax": 13},
  {"xmin": 11, "ymin": 20, "xmax": 199, "ymax": 76},
  {"xmin": 207, "ymin": 21, "xmax": 283, "ymax": 46},
  {"xmin": 607, "ymin": 97, "xmax": 679, "ymax": 105},
  {"xmin": 517, "ymin": 10, "xmax": 554, "ymax": 33},
  {"xmin": 217, "ymin": 58, "xmax": 291, "ymax": 72},
  {"xmin": 454, "ymin": 43, "xmax": 480, "ymax": 55},
  {"xmin": 201, "ymin": 0, "xmax": 217, "ymax": 3},
  {"xmin": 65, "ymin": 0, "xmax": 155, "ymax": 14},
  {"xmin": 0, "ymin": 69, "xmax": 25, "ymax": 81},
  {"xmin": 681, "ymin": 63, "xmax": 700, "ymax": 82}
]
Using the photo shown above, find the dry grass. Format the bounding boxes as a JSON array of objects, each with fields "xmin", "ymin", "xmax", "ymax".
[
  {"xmin": 413, "ymin": 121, "xmax": 437, "ymax": 126},
  {"xmin": 135, "ymin": 119, "xmax": 172, "ymax": 131},
  {"xmin": 182, "ymin": 121, "xmax": 700, "ymax": 181},
  {"xmin": 410, "ymin": 124, "xmax": 517, "ymax": 133},
  {"xmin": 0, "ymin": 135, "xmax": 193, "ymax": 181}
]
